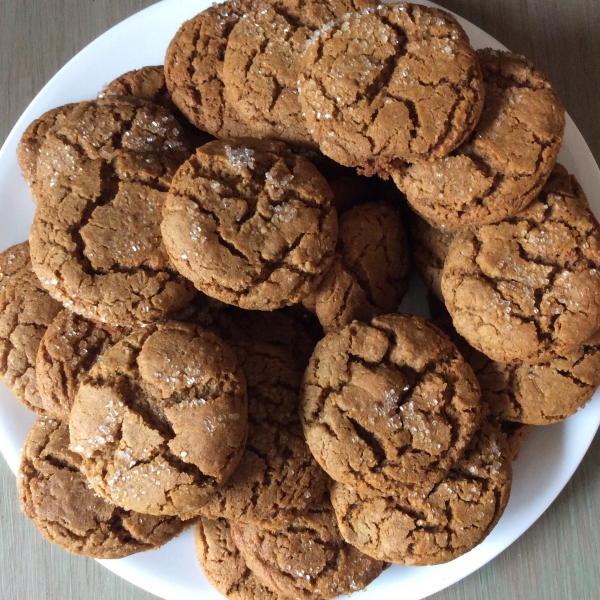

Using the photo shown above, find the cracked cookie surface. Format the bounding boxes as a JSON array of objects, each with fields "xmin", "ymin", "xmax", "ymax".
[
  {"xmin": 19, "ymin": 417, "xmax": 188, "ymax": 558},
  {"xmin": 69, "ymin": 321, "xmax": 248, "ymax": 516},
  {"xmin": 300, "ymin": 314, "xmax": 481, "ymax": 493},
  {"xmin": 330, "ymin": 419, "xmax": 512, "ymax": 565},
  {"xmin": 230, "ymin": 500, "xmax": 387, "ymax": 599},
  {"xmin": 394, "ymin": 49, "xmax": 566, "ymax": 231},
  {"xmin": 303, "ymin": 201, "xmax": 409, "ymax": 331},
  {"xmin": 29, "ymin": 96, "xmax": 197, "ymax": 327},
  {"xmin": 0, "ymin": 242, "xmax": 62, "ymax": 413},
  {"xmin": 36, "ymin": 309, "xmax": 125, "ymax": 420},
  {"xmin": 441, "ymin": 165, "xmax": 600, "ymax": 364},
  {"xmin": 298, "ymin": 3, "xmax": 484, "ymax": 174},
  {"xmin": 161, "ymin": 139, "xmax": 337, "ymax": 310}
]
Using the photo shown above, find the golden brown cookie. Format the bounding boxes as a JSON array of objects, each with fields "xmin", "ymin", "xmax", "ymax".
[
  {"xmin": 441, "ymin": 165, "xmax": 600, "ymax": 364},
  {"xmin": 330, "ymin": 419, "xmax": 512, "ymax": 565},
  {"xmin": 0, "ymin": 242, "xmax": 62, "ymax": 413},
  {"xmin": 164, "ymin": 0, "xmax": 258, "ymax": 139},
  {"xmin": 36, "ymin": 310, "xmax": 125, "ymax": 421},
  {"xmin": 298, "ymin": 3, "xmax": 484, "ymax": 174},
  {"xmin": 303, "ymin": 202, "xmax": 409, "ymax": 331},
  {"xmin": 197, "ymin": 340, "xmax": 329, "ymax": 525},
  {"xmin": 195, "ymin": 517, "xmax": 282, "ymax": 600},
  {"xmin": 69, "ymin": 322, "xmax": 248, "ymax": 516},
  {"xmin": 161, "ymin": 139, "xmax": 337, "ymax": 310},
  {"xmin": 394, "ymin": 49, "xmax": 566, "ymax": 231},
  {"xmin": 29, "ymin": 96, "xmax": 197, "ymax": 327},
  {"xmin": 301, "ymin": 315, "xmax": 481, "ymax": 493},
  {"xmin": 230, "ymin": 501, "xmax": 387, "ymax": 599},
  {"xmin": 19, "ymin": 417, "xmax": 188, "ymax": 558}
]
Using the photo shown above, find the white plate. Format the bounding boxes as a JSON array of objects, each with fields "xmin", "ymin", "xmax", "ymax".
[{"xmin": 1, "ymin": 1, "xmax": 599, "ymax": 599}]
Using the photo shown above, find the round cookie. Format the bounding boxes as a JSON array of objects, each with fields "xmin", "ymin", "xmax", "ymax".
[
  {"xmin": 195, "ymin": 517, "xmax": 281, "ymax": 600},
  {"xmin": 300, "ymin": 314, "xmax": 481, "ymax": 493},
  {"xmin": 330, "ymin": 419, "xmax": 512, "ymax": 565},
  {"xmin": 441, "ymin": 165, "xmax": 600, "ymax": 364},
  {"xmin": 161, "ymin": 139, "xmax": 337, "ymax": 310},
  {"xmin": 36, "ymin": 310, "xmax": 125, "ymax": 420},
  {"xmin": 0, "ymin": 242, "xmax": 62, "ymax": 413},
  {"xmin": 17, "ymin": 104, "xmax": 77, "ymax": 202},
  {"xmin": 19, "ymin": 417, "xmax": 188, "ymax": 558},
  {"xmin": 30, "ymin": 96, "xmax": 197, "ymax": 327},
  {"xmin": 164, "ymin": 0, "xmax": 258, "ymax": 139},
  {"xmin": 69, "ymin": 321, "xmax": 248, "ymax": 516},
  {"xmin": 197, "ymin": 339, "xmax": 329, "ymax": 525},
  {"xmin": 298, "ymin": 3, "xmax": 484, "ymax": 174},
  {"xmin": 230, "ymin": 501, "xmax": 387, "ymax": 599},
  {"xmin": 303, "ymin": 201, "xmax": 409, "ymax": 331},
  {"xmin": 394, "ymin": 49, "xmax": 566, "ymax": 231}
]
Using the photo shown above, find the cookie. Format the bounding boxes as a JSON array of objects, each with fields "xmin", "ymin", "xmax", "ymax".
[
  {"xmin": 161, "ymin": 139, "xmax": 337, "ymax": 310},
  {"xmin": 230, "ymin": 501, "xmax": 387, "ymax": 599},
  {"xmin": 17, "ymin": 104, "xmax": 77, "ymax": 202},
  {"xmin": 330, "ymin": 419, "xmax": 512, "ymax": 565},
  {"xmin": 35, "ymin": 310, "xmax": 125, "ymax": 420},
  {"xmin": 411, "ymin": 214, "xmax": 453, "ymax": 302},
  {"xmin": 69, "ymin": 322, "xmax": 248, "ymax": 516},
  {"xmin": 394, "ymin": 49, "xmax": 566, "ymax": 231},
  {"xmin": 303, "ymin": 201, "xmax": 409, "ymax": 331},
  {"xmin": 301, "ymin": 314, "xmax": 481, "ymax": 493},
  {"xmin": 164, "ymin": 0, "xmax": 258, "ymax": 139},
  {"xmin": 223, "ymin": 0, "xmax": 374, "ymax": 150},
  {"xmin": 298, "ymin": 3, "xmax": 484, "ymax": 174},
  {"xmin": 195, "ymin": 517, "xmax": 282, "ymax": 600},
  {"xmin": 0, "ymin": 242, "xmax": 62, "ymax": 413},
  {"xmin": 441, "ymin": 165, "xmax": 600, "ymax": 364},
  {"xmin": 19, "ymin": 417, "xmax": 188, "ymax": 558},
  {"xmin": 29, "ymin": 96, "xmax": 197, "ymax": 327}
]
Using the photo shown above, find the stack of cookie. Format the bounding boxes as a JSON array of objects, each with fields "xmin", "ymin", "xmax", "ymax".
[{"xmin": 2, "ymin": 0, "xmax": 599, "ymax": 597}]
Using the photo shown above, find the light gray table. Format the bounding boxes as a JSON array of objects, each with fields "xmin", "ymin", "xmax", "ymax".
[{"xmin": 1, "ymin": 1, "xmax": 599, "ymax": 599}]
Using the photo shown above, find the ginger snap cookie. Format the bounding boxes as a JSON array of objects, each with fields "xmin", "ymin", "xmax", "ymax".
[
  {"xmin": 36, "ymin": 310, "xmax": 125, "ymax": 421},
  {"xmin": 230, "ymin": 501, "xmax": 387, "ymax": 599},
  {"xmin": 161, "ymin": 139, "xmax": 337, "ymax": 310},
  {"xmin": 298, "ymin": 3, "xmax": 484, "ymax": 174},
  {"xmin": 394, "ymin": 49, "xmax": 566, "ymax": 231},
  {"xmin": 303, "ymin": 201, "xmax": 409, "ymax": 331},
  {"xmin": 17, "ymin": 104, "xmax": 77, "ymax": 202},
  {"xmin": 69, "ymin": 322, "xmax": 248, "ymax": 516},
  {"xmin": 19, "ymin": 417, "xmax": 187, "ymax": 558},
  {"xmin": 301, "ymin": 314, "xmax": 481, "ymax": 493},
  {"xmin": 164, "ymin": 0, "xmax": 258, "ymax": 139},
  {"xmin": 330, "ymin": 419, "xmax": 512, "ymax": 565},
  {"xmin": 29, "ymin": 96, "xmax": 197, "ymax": 327},
  {"xmin": 441, "ymin": 164, "xmax": 600, "ymax": 364},
  {"xmin": 0, "ymin": 242, "xmax": 62, "ymax": 413},
  {"xmin": 198, "ymin": 339, "xmax": 329, "ymax": 525},
  {"xmin": 195, "ymin": 517, "xmax": 281, "ymax": 600}
]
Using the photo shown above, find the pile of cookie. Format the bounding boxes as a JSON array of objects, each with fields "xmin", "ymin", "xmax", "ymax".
[{"xmin": 2, "ymin": 0, "xmax": 600, "ymax": 598}]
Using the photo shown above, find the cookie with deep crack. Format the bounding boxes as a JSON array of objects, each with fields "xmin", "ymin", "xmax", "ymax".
[
  {"xmin": 161, "ymin": 139, "xmax": 337, "ymax": 310},
  {"xmin": 394, "ymin": 49, "xmax": 566, "ymax": 231},
  {"xmin": 195, "ymin": 517, "xmax": 282, "ymax": 600},
  {"xmin": 330, "ymin": 419, "xmax": 512, "ymax": 565},
  {"xmin": 303, "ymin": 202, "xmax": 409, "ymax": 331},
  {"xmin": 441, "ymin": 164, "xmax": 600, "ymax": 364},
  {"xmin": 298, "ymin": 3, "xmax": 484, "ymax": 174},
  {"xmin": 0, "ymin": 242, "xmax": 62, "ymax": 413},
  {"xmin": 69, "ymin": 321, "xmax": 248, "ymax": 516},
  {"xmin": 19, "ymin": 417, "xmax": 188, "ymax": 558},
  {"xmin": 29, "ymin": 96, "xmax": 197, "ymax": 327},
  {"xmin": 36, "ymin": 309, "xmax": 125, "ymax": 420},
  {"xmin": 300, "ymin": 314, "xmax": 481, "ymax": 493},
  {"xmin": 230, "ymin": 500, "xmax": 387, "ymax": 599}
]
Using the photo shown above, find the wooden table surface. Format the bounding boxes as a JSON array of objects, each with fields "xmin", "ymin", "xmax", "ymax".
[{"xmin": 1, "ymin": 1, "xmax": 599, "ymax": 599}]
